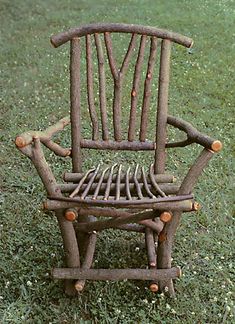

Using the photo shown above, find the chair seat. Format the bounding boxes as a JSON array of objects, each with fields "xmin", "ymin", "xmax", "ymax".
[{"xmin": 56, "ymin": 163, "xmax": 192, "ymax": 208}]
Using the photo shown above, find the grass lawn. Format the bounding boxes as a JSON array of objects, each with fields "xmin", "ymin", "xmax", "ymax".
[{"xmin": 0, "ymin": 0, "xmax": 234, "ymax": 323}]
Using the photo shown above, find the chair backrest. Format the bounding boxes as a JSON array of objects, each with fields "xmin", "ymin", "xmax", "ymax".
[{"xmin": 51, "ymin": 23, "xmax": 193, "ymax": 173}]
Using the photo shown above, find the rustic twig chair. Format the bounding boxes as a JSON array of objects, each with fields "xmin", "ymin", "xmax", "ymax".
[{"xmin": 15, "ymin": 23, "xmax": 222, "ymax": 297}]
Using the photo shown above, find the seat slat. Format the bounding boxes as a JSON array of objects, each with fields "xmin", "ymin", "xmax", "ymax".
[
  {"xmin": 149, "ymin": 164, "xmax": 166, "ymax": 197},
  {"xmin": 133, "ymin": 164, "xmax": 144, "ymax": 199},
  {"xmin": 115, "ymin": 164, "xmax": 122, "ymax": 200},
  {"xmin": 104, "ymin": 164, "xmax": 117, "ymax": 200},
  {"xmin": 125, "ymin": 167, "xmax": 132, "ymax": 200},
  {"xmin": 141, "ymin": 167, "xmax": 156, "ymax": 198},
  {"xmin": 69, "ymin": 167, "xmax": 96, "ymax": 198},
  {"xmin": 80, "ymin": 164, "xmax": 100, "ymax": 199},
  {"xmin": 92, "ymin": 167, "xmax": 109, "ymax": 199}
]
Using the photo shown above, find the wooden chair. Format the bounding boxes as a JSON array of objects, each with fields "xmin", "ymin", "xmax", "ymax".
[{"xmin": 15, "ymin": 23, "xmax": 222, "ymax": 296}]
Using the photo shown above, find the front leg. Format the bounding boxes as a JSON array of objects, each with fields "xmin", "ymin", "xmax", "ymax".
[
  {"xmin": 16, "ymin": 137, "xmax": 80, "ymax": 296},
  {"xmin": 157, "ymin": 148, "xmax": 216, "ymax": 296}
]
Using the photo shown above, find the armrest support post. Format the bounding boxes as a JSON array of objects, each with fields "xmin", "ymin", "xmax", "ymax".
[{"xmin": 178, "ymin": 148, "xmax": 215, "ymax": 195}]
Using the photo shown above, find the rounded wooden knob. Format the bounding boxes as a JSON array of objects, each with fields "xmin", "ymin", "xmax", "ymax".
[
  {"xmin": 64, "ymin": 209, "xmax": 78, "ymax": 221},
  {"xmin": 160, "ymin": 211, "xmax": 172, "ymax": 223},
  {"xmin": 211, "ymin": 140, "xmax": 222, "ymax": 152},
  {"xmin": 15, "ymin": 136, "xmax": 26, "ymax": 148},
  {"xmin": 193, "ymin": 202, "xmax": 201, "ymax": 211},
  {"xmin": 149, "ymin": 283, "xmax": 159, "ymax": 292},
  {"xmin": 75, "ymin": 281, "xmax": 84, "ymax": 292}
]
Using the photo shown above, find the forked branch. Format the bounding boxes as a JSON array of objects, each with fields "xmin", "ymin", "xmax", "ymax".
[
  {"xmin": 104, "ymin": 32, "xmax": 137, "ymax": 141},
  {"xmin": 167, "ymin": 115, "xmax": 222, "ymax": 152},
  {"xmin": 15, "ymin": 116, "xmax": 71, "ymax": 157}
]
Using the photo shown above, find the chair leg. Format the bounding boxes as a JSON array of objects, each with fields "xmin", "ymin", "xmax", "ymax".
[
  {"xmin": 75, "ymin": 215, "xmax": 97, "ymax": 258},
  {"xmin": 157, "ymin": 210, "xmax": 182, "ymax": 297},
  {"xmin": 64, "ymin": 279, "xmax": 77, "ymax": 296},
  {"xmin": 157, "ymin": 242, "xmax": 175, "ymax": 296},
  {"xmin": 73, "ymin": 214, "xmax": 97, "ymax": 292},
  {"xmin": 56, "ymin": 210, "xmax": 80, "ymax": 296},
  {"xmin": 75, "ymin": 231, "xmax": 97, "ymax": 292}
]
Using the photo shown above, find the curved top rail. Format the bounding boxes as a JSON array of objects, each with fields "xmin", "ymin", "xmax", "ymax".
[{"xmin": 50, "ymin": 23, "xmax": 193, "ymax": 48}]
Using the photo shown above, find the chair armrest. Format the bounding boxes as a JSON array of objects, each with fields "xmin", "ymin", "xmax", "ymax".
[
  {"xmin": 15, "ymin": 116, "xmax": 71, "ymax": 157},
  {"xmin": 167, "ymin": 115, "xmax": 222, "ymax": 152}
]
